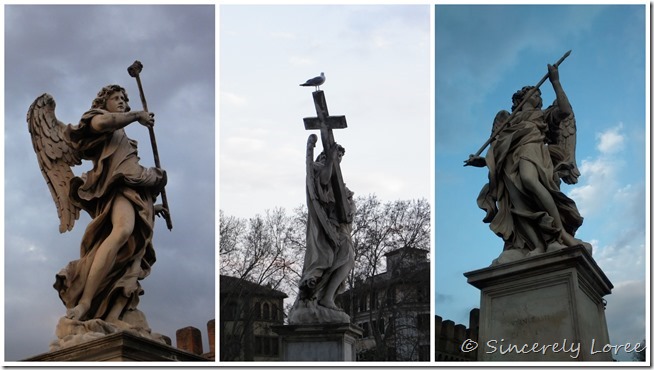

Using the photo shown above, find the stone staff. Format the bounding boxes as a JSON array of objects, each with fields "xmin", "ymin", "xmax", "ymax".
[
  {"xmin": 466, "ymin": 50, "xmax": 572, "ymax": 163},
  {"xmin": 128, "ymin": 60, "xmax": 173, "ymax": 230}
]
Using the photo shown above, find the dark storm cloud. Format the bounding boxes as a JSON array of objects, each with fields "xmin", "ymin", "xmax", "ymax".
[{"xmin": 5, "ymin": 5, "xmax": 215, "ymax": 361}]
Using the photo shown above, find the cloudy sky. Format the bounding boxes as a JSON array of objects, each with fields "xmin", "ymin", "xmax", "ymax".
[
  {"xmin": 4, "ymin": 5, "xmax": 215, "ymax": 361},
  {"xmin": 435, "ymin": 4, "xmax": 647, "ymax": 362},
  {"xmin": 2, "ymin": 1, "xmax": 649, "ymax": 365},
  {"xmin": 219, "ymin": 5, "xmax": 432, "ymax": 220}
]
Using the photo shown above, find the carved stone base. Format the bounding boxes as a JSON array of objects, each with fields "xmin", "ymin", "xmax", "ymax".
[
  {"xmin": 464, "ymin": 245, "xmax": 613, "ymax": 361},
  {"xmin": 50, "ymin": 314, "xmax": 167, "ymax": 352},
  {"xmin": 24, "ymin": 331, "xmax": 209, "ymax": 361},
  {"xmin": 288, "ymin": 299, "xmax": 351, "ymax": 325},
  {"xmin": 272, "ymin": 323, "xmax": 362, "ymax": 361}
]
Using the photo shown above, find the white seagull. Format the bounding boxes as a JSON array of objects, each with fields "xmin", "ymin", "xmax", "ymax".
[{"xmin": 300, "ymin": 72, "xmax": 325, "ymax": 90}]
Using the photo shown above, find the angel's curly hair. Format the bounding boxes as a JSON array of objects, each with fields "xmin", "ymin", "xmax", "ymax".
[
  {"xmin": 91, "ymin": 84, "xmax": 131, "ymax": 112},
  {"xmin": 316, "ymin": 145, "xmax": 345, "ymax": 163},
  {"xmin": 511, "ymin": 86, "xmax": 541, "ymax": 112}
]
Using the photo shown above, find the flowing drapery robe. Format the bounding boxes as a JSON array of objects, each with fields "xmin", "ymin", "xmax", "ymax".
[
  {"xmin": 53, "ymin": 109, "xmax": 164, "ymax": 321},
  {"xmin": 477, "ymin": 107, "xmax": 583, "ymax": 252},
  {"xmin": 299, "ymin": 158, "xmax": 354, "ymax": 301}
]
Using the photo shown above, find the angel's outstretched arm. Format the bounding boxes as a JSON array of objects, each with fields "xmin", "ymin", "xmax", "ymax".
[{"xmin": 91, "ymin": 111, "xmax": 154, "ymax": 133}]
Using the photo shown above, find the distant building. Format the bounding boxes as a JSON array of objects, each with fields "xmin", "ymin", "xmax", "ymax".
[
  {"xmin": 336, "ymin": 247, "xmax": 431, "ymax": 361},
  {"xmin": 219, "ymin": 275, "xmax": 287, "ymax": 361},
  {"xmin": 175, "ymin": 320, "xmax": 216, "ymax": 360},
  {"xmin": 435, "ymin": 309, "xmax": 479, "ymax": 361}
]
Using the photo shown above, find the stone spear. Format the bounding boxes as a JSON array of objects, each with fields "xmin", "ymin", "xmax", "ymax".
[
  {"xmin": 466, "ymin": 50, "xmax": 572, "ymax": 162},
  {"xmin": 128, "ymin": 60, "xmax": 173, "ymax": 230}
]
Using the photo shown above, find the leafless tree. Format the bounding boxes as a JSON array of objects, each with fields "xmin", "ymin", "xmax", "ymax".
[
  {"xmin": 339, "ymin": 196, "xmax": 431, "ymax": 361},
  {"xmin": 219, "ymin": 208, "xmax": 302, "ymax": 361},
  {"xmin": 220, "ymin": 196, "xmax": 431, "ymax": 361}
]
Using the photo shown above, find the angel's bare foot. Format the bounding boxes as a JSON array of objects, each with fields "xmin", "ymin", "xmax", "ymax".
[
  {"xmin": 66, "ymin": 303, "xmax": 89, "ymax": 320},
  {"xmin": 561, "ymin": 232, "xmax": 593, "ymax": 254}
]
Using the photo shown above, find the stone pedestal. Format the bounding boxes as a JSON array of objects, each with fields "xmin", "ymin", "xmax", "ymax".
[
  {"xmin": 464, "ymin": 245, "xmax": 613, "ymax": 361},
  {"xmin": 273, "ymin": 323, "xmax": 362, "ymax": 361},
  {"xmin": 23, "ymin": 332, "xmax": 210, "ymax": 362}
]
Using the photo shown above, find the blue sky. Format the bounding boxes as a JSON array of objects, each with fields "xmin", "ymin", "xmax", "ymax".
[{"xmin": 435, "ymin": 4, "xmax": 648, "ymax": 361}]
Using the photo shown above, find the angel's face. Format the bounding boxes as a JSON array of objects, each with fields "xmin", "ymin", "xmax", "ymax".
[
  {"xmin": 528, "ymin": 90, "xmax": 543, "ymax": 109},
  {"xmin": 106, "ymin": 91, "xmax": 127, "ymax": 113}
]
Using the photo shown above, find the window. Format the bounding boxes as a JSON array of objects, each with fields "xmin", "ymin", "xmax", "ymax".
[
  {"xmin": 262, "ymin": 302, "xmax": 270, "ymax": 320},
  {"xmin": 254, "ymin": 302, "xmax": 262, "ymax": 319},
  {"xmin": 272, "ymin": 304, "xmax": 278, "ymax": 321},
  {"xmin": 221, "ymin": 302, "xmax": 238, "ymax": 321},
  {"xmin": 254, "ymin": 335, "xmax": 280, "ymax": 357}
]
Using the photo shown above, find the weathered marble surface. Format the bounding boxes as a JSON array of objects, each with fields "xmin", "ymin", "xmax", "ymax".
[{"xmin": 50, "ymin": 309, "xmax": 166, "ymax": 352}]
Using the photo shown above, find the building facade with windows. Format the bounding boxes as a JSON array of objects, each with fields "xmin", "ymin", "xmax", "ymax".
[
  {"xmin": 219, "ymin": 275, "xmax": 287, "ymax": 361},
  {"xmin": 337, "ymin": 247, "xmax": 431, "ymax": 361}
]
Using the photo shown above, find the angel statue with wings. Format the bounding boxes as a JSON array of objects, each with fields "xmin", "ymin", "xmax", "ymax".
[
  {"xmin": 27, "ymin": 84, "xmax": 168, "ymax": 347},
  {"xmin": 465, "ymin": 63, "xmax": 591, "ymax": 266}
]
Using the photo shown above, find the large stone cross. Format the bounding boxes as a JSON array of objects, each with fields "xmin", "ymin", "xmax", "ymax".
[{"xmin": 303, "ymin": 90, "xmax": 352, "ymax": 223}]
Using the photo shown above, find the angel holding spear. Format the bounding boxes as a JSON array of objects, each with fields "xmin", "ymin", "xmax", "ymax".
[
  {"xmin": 28, "ymin": 84, "xmax": 168, "ymax": 332},
  {"xmin": 465, "ymin": 56, "xmax": 592, "ymax": 265}
]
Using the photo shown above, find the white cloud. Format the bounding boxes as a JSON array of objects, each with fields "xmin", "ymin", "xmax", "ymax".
[
  {"xmin": 568, "ymin": 123, "xmax": 629, "ymax": 217},
  {"xmin": 270, "ymin": 31, "xmax": 296, "ymax": 40},
  {"xmin": 597, "ymin": 123, "xmax": 625, "ymax": 154},
  {"xmin": 372, "ymin": 35, "xmax": 390, "ymax": 48},
  {"xmin": 221, "ymin": 91, "xmax": 248, "ymax": 107},
  {"xmin": 349, "ymin": 171, "xmax": 412, "ymax": 200},
  {"xmin": 288, "ymin": 56, "xmax": 314, "ymax": 66},
  {"xmin": 570, "ymin": 122, "xmax": 646, "ymax": 361},
  {"xmin": 594, "ymin": 240, "xmax": 645, "ymax": 284},
  {"xmin": 568, "ymin": 158, "xmax": 619, "ymax": 216},
  {"xmin": 224, "ymin": 136, "xmax": 266, "ymax": 152}
]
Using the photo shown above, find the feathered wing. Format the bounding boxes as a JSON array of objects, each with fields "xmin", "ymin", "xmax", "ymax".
[
  {"xmin": 27, "ymin": 93, "xmax": 82, "ymax": 232},
  {"xmin": 491, "ymin": 110, "xmax": 510, "ymax": 137},
  {"xmin": 548, "ymin": 110, "xmax": 580, "ymax": 185}
]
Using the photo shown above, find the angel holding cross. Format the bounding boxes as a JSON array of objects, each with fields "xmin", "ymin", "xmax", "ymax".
[
  {"xmin": 287, "ymin": 91, "xmax": 355, "ymax": 325},
  {"xmin": 466, "ymin": 63, "xmax": 592, "ymax": 266},
  {"xmin": 27, "ymin": 84, "xmax": 168, "ymax": 336}
]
